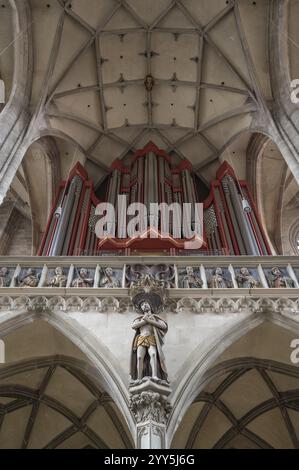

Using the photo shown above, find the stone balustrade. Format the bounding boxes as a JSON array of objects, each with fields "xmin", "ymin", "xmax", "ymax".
[{"xmin": 0, "ymin": 255, "xmax": 298, "ymax": 291}]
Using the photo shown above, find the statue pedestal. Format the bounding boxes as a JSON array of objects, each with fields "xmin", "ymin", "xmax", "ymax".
[{"xmin": 129, "ymin": 379, "xmax": 172, "ymax": 449}]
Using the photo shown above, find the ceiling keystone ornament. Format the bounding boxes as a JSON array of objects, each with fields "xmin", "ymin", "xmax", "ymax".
[{"xmin": 144, "ymin": 74, "xmax": 155, "ymax": 93}]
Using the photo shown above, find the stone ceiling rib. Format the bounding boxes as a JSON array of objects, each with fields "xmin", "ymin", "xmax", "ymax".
[
  {"xmin": 38, "ymin": 0, "xmax": 262, "ymax": 176},
  {"xmin": 0, "ymin": 357, "xmax": 133, "ymax": 449},
  {"xmin": 184, "ymin": 361, "xmax": 299, "ymax": 450},
  {"xmin": 0, "ymin": 0, "xmax": 277, "ymax": 189}
]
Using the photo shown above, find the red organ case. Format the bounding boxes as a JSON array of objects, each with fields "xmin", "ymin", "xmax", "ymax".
[{"xmin": 39, "ymin": 143, "xmax": 271, "ymax": 256}]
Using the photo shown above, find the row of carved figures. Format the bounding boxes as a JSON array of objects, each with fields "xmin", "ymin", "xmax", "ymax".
[{"xmin": 0, "ymin": 264, "xmax": 298, "ymax": 289}]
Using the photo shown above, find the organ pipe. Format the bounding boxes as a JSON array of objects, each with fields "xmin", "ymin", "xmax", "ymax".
[{"xmin": 39, "ymin": 145, "xmax": 270, "ymax": 256}]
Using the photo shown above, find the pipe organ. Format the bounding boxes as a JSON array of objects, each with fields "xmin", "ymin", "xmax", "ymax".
[
  {"xmin": 38, "ymin": 164, "xmax": 100, "ymax": 256},
  {"xmin": 107, "ymin": 142, "xmax": 197, "ymax": 213},
  {"xmin": 203, "ymin": 162, "xmax": 271, "ymax": 256},
  {"xmin": 39, "ymin": 143, "xmax": 271, "ymax": 256}
]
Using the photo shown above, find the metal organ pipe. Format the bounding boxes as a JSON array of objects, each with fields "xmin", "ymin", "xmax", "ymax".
[
  {"xmin": 225, "ymin": 176, "xmax": 260, "ymax": 255},
  {"xmin": 221, "ymin": 178, "xmax": 247, "ymax": 255},
  {"xmin": 214, "ymin": 188, "xmax": 235, "ymax": 255},
  {"xmin": 61, "ymin": 179, "xmax": 83, "ymax": 255},
  {"xmin": 49, "ymin": 176, "xmax": 80, "ymax": 256},
  {"xmin": 41, "ymin": 189, "xmax": 64, "ymax": 255}
]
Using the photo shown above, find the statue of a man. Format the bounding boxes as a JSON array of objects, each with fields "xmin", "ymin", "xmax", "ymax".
[
  {"xmin": 182, "ymin": 266, "xmax": 203, "ymax": 289},
  {"xmin": 130, "ymin": 300, "xmax": 168, "ymax": 384},
  {"xmin": 48, "ymin": 267, "xmax": 68, "ymax": 288},
  {"xmin": 100, "ymin": 267, "xmax": 120, "ymax": 288},
  {"xmin": 271, "ymin": 267, "xmax": 295, "ymax": 288},
  {"xmin": 208, "ymin": 267, "xmax": 229, "ymax": 288},
  {"xmin": 72, "ymin": 268, "xmax": 93, "ymax": 288},
  {"xmin": 236, "ymin": 267, "xmax": 260, "ymax": 288},
  {"xmin": 19, "ymin": 268, "xmax": 40, "ymax": 288},
  {"xmin": 0, "ymin": 267, "xmax": 11, "ymax": 288}
]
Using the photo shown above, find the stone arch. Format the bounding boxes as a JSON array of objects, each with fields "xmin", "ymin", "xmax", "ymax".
[
  {"xmin": 171, "ymin": 357, "xmax": 299, "ymax": 449},
  {"xmin": 168, "ymin": 313, "xmax": 299, "ymax": 447},
  {"xmin": 22, "ymin": 137, "xmax": 61, "ymax": 252},
  {"xmin": 0, "ymin": 310, "xmax": 135, "ymax": 448},
  {"xmin": 289, "ymin": 220, "xmax": 299, "ymax": 255},
  {"xmin": 246, "ymin": 132, "xmax": 292, "ymax": 254}
]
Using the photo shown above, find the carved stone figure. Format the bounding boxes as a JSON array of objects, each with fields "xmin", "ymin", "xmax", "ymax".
[
  {"xmin": 208, "ymin": 267, "xmax": 230, "ymax": 288},
  {"xmin": 270, "ymin": 267, "xmax": 295, "ymax": 288},
  {"xmin": 236, "ymin": 267, "xmax": 260, "ymax": 288},
  {"xmin": 130, "ymin": 300, "xmax": 168, "ymax": 384},
  {"xmin": 19, "ymin": 268, "xmax": 40, "ymax": 288},
  {"xmin": 48, "ymin": 267, "xmax": 67, "ymax": 288},
  {"xmin": 0, "ymin": 267, "xmax": 11, "ymax": 288},
  {"xmin": 100, "ymin": 267, "xmax": 120, "ymax": 288},
  {"xmin": 72, "ymin": 268, "xmax": 93, "ymax": 288},
  {"xmin": 182, "ymin": 266, "xmax": 203, "ymax": 289}
]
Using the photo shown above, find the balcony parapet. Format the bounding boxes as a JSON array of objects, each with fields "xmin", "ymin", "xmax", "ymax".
[
  {"xmin": 0, "ymin": 256, "xmax": 297, "ymax": 317},
  {"xmin": 0, "ymin": 255, "xmax": 298, "ymax": 290}
]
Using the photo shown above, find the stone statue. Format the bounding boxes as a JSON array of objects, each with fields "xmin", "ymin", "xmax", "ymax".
[
  {"xmin": 19, "ymin": 268, "xmax": 40, "ymax": 288},
  {"xmin": 236, "ymin": 267, "xmax": 260, "ymax": 288},
  {"xmin": 208, "ymin": 267, "xmax": 230, "ymax": 288},
  {"xmin": 48, "ymin": 267, "xmax": 68, "ymax": 288},
  {"xmin": 130, "ymin": 300, "xmax": 168, "ymax": 384},
  {"xmin": 182, "ymin": 266, "xmax": 203, "ymax": 289},
  {"xmin": 0, "ymin": 267, "xmax": 11, "ymax": 288},
  {"xmin": 100, "ymin": 267, "xmax": 120, "ymax": 288},
  {"xmin": 72, "ymin": 268, "xmax": 93, "ymax": 288},
  {"xmin": 270, "ymin": 267, "xmax": 295, "ymax": 288}
]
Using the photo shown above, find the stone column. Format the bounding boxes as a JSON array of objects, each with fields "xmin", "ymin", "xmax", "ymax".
[
  {"xmin": 0, "ymin": 0, "xmax": 33, "ymax": 205},
  {"xmin": 130, "ymin": 379, "xmax": 171, "ymax": 449}
]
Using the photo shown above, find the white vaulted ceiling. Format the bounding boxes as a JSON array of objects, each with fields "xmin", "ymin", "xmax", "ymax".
[
  {"xmin": 24, "ymin": 0, "xmax": 274, "ymax": 181},
  {"xmin": 0, "ymin": 0, "xmax": 298, "ymax": 179}
]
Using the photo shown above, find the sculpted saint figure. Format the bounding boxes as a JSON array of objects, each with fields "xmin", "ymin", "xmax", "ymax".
[
  {"xmin": 0, "ymin": 267, "xmax": 11, "ymax": 288},
  {"xmin": 182, "ymin": 266, "xmax": 203, "ymax": 289},
  {"xmin": 100, "ymin": 267, "xmax": 120, "ymax": 288},
  {"xmin": 130, "ymin": 300, "xmax": 168, "ymax": 384},
  {"xmin": 19, "ymin": 268, "xmax": 40, "ymax": 288},
  {"xmin": 271, "ymin": 267, "xmax": 295, "ymax": 288},
  {"xmin": 236, "ymin": 267, "xmax": 260, "ymax": 288},
  {"xmin": 48, "ymin": 267, "xmax": 67, "ymax": 288},
  {"xmin": 72, "ymin": 268, "xmax": 93, "ymax": 288},
  {"xmin": 208, "ymin": 267, "xmax": 229, "ymax": 288}
]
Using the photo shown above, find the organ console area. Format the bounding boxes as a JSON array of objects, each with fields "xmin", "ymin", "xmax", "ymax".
[{"xmin": 38, "ymin": 142, "xmax": 271, "ymax": 256}]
